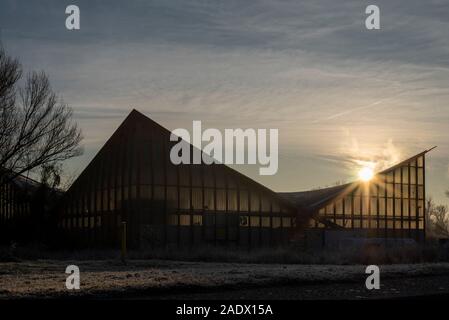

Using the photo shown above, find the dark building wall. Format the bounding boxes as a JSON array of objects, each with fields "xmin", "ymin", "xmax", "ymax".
[
  {"xmin": 0, "ymin": 180, "xmax": 31, "ymax": 242},
  {"xmin": 57, "ymin": 111, "xmax": 300, "ymax": 248},
  {"xmin": 0, "ymin": 176, "xmax": 54, "ymax": 243}
]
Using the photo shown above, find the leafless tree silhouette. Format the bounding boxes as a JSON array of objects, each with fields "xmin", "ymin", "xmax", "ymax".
[
  {"xmin": 426, "ymin": 197, "xmax": 449, "ymax": 238},
  {"xmin": 0, "ymin": 47, "xmax": 83, "ymax": 187}
]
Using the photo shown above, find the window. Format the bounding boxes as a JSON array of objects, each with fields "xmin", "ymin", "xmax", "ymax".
[
  {"xmin": 394, "ymin": 184, "xmax": 401, "ymax": 197},
  {"xmin": 354, "ymin": 197, "xmax": 361, "ymax": 214},
  {"xmin": 240, "ymin": 190, "xmax": 248, "ymax": 212},
  {"xmin": 261, "ymin": 197, "xmax": 271, "ymax": 213},
  {"xmin": 410, "ymin": 201, "xmax": 417, "ymax": 218},
  {"xmin": 362, "ymin": 220, "xmax": 370, "ymax": 229},
  {"xmin": 378, "ymin": 183, "xmax": 386, "ymax": 197},
  {"xmin": 191, "ymin": 166, "xmax": 202, "ymax": 187},
  {"xmin": 418, "ymin": 201, "xmax": 424, "ymax": 217},
  {"xmin": 179, "ymin": 214, "xmax": 191, "ymax": 226},
  {"xmin": 168, "ymin": 214, "xmax": 178, "ymax": 225},
  {"xmin": 403, "ymin": 184, "xmax": 409, "ymax": 198},
  {"xmin": 204, "ymin": 168, "xmax": 214, "ymax": 187},
  {"xmin": 370, "ymin": 184, "xmax": 378, "ymax": 196},
  {"xmin": 362, "ymin": 197, "xmax": 369, "ymax": 215},
  {"xmin": 336, "ymin": 199, "xmax": 343, "ymax": 215},
  {"xmin": 204, "ymin": 188, "xmax": 214, "ymax": 210},
  {"xmin": 192, "ymin": 188, "xmax": 202, "ymax": 210},
  {"xmin": 261, "ymin": 217, "xmax": 270, "ymax": 227},
  {"xmin": 153, "ymin": 186, "xmax": 164, "ymax": 201},
  {"xmin": 227, "ymin": 189, "xmax": 238, "ymax": 211},
  {"xmin": 282, "ymin": 217, "xmax": 291, "ymax": 227},
  {"xmin": 410, "ymin": 187, "xmax": 417, "ymax": 199},
  {"xmin": 179, "ymin": 165, "xmax": 190, "ymax": 186},
  {"xmin": 180, "ymin": 188, "xmax": 190, "ymax": 210},
  {"xmin": 417, "ymin": 156, "xmax": 424, "ymax": 167},
  {"xmin": 250, "ymin": 216, "xmax": 260, "ymax": 227},
  {"xmin": 167, "ymin": 187, "xmax": 178, "ymax": 208},
  {"xmin": 272, "ymin": 217, "xmax": 281, "ymax": 228},
  {"xmin": 385, "ymin": 198, "xmax": 392, "ymax": 216},
  {"xmin": 403, "ymin": 201, "xmax": 409, "ymax": 216},
  {"xmin": 395, "ymin": 200, "xmax": 401, "ymax": 216},
  {"xmin": 216, "ymin": 189, "xmax": 226, "ymax": 211},
  {"xmin": 215, "ymin": 166, "xmax": 225, "ymax": 188},
  {"xmin": 370, "ymin": 198, "xmax": 377, "ymax": 215},
  {"xmin": 344, "ymin": 197, "xmax": 352, "ymax": 215},
  {"xmin": 193, "ymin": 215, "xmax": 202, "ymax": 226},
  {"xmin": 418, "ymin": 186, "xmax": 424, "ymax": 200},
  {"xmin": 419, "ymin": 220, "xmax": 424, "ymax": 230},
  {"xmin": 239, "ymin": 216, "xmax": 249, "ymax": 227},
  {"xmin": 387, "ymin": 220, "xmax": 394, "ymax": 229},
  {"xmin": 251, "ymin": 192, "xmax": 260, "ymax": 212},
  {"xmin": 410, "ymin": 169, "xmax": 416, "ymax": 184},
  {"xmin": 394, "ymin": 168, "xmax": 401, "ymax": 184},
  {"xmin": 387, "ymin": 184, "xmax": 393, "ymax": 198},
  {"xmin": 387, "ymin": 172, "xmax": 394, "ymax": 183},
  {"xmin": 417, "ymin": 169, "xmax": 424, "ymax": 185}
]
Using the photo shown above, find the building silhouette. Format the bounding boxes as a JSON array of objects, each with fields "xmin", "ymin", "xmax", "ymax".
[
  {"xmin": 281, "ymin": 150, "xmax": 430, "ymax": 246},
  {"xmin": 1, "ymin": 109, "xmax": 431, "ymax": 248},
  {"xmin": 55, "ymin": 110, "xmax": 301, "ymax": 248},
  {"xmin": 0, "ymin": 172, "xmax": 59, "ymax": 243}
]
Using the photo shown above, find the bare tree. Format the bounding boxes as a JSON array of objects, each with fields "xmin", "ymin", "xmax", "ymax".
[
  {"xmin": 425, "ymin": 197, "xmax": 435, "ymax": 232},
  {"xmin": 431, "ymin": 205, "xmax": 449, "ymax": 237},
  {"xmin": 426, "ymin": 197, "xmax": 449, "ymax": 238},
  {"xmin": 0, "ymin": 47, "xmax": 82, "ymax": 187}
]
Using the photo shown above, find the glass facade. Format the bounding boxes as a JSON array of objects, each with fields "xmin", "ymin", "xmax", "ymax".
[
  {"xmin": 311, "ymin": 155, "xmax": 426, "ymax": 238},
  {"xmin": 56, "ymin": 111, "xmax": 430, "ymax": 247},
  {"xmin": 57, "ymin": 111, "xmax": 297, "ymax": 248}
]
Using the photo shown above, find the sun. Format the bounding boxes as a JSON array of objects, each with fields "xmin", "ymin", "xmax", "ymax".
[{"xmin": 358, "ymin": 166, "xmax": 374, "ymax": 182}]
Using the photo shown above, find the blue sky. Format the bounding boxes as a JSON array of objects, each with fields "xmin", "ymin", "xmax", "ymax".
[{"xmin": 1, "ymin": 0, "xmax": 449, "ymax": 204}]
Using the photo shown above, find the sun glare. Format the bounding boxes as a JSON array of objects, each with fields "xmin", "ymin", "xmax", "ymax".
[{"xmin": 358, "ymin": 166, "xmax": 374, "ymax": 182}]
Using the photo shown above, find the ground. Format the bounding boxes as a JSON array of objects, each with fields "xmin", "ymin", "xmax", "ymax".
[{"xmin": 1, "ymin": 260, "xmax": 449, "ymax": 299}]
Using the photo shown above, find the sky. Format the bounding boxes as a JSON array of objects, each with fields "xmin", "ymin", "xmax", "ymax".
[{"xmin": 1, "ymin": 0, "xmax": 449, "ymax": 204}]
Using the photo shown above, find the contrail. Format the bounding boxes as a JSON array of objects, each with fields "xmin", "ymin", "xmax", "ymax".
[{"xmin": 312, "ymin": 92, "xmax": 404, "ymax": 123}]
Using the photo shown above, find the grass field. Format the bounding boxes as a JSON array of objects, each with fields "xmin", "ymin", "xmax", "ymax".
[{"xmin": 1, "ymin": 259, "xmax": 449, "ymax": 299}]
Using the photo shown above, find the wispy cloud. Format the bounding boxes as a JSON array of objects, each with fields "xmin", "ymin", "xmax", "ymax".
[{"xmin": 1, "ymin": 0, "xmax": 448, "ymax": 203}]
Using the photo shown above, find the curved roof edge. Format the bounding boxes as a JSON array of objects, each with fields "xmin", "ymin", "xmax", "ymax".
[{"xmin": 279, "ymin": 147, "xmax": 436, "ymax": 212}]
